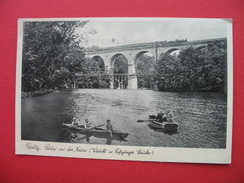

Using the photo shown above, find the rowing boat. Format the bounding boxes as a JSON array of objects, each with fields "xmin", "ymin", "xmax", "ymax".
[
  {"xmin": 62, "ymin": 123, "xmax": 129, "ymax": 140},
  {"xmin": 148, "ymin": 115, "xmax": 179, "ymax": 133}
]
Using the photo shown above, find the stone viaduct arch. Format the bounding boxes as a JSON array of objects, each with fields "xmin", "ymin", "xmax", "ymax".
[
  {"xmin": 85, "ymin": 38, "xmax": 227, "ymax": 89},
  {"xmin": 91, "ymin": 55, "xmax": 105, "ymax": 71}
]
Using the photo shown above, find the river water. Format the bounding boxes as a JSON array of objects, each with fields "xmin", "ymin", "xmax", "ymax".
[{"xmin": 21, "ymin": 89, "xmax": 227, "ymax": 148}]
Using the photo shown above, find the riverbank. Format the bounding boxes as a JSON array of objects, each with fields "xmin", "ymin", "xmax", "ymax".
[
  {"xmin": 21, "ymin": 86, "xmax": 225, "ymax": 99},
  {"xmin": 21, "ymin": 89, "xmax": 54, "ymax": 98}
]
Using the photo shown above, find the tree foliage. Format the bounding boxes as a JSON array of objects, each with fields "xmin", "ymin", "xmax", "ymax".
[
  {"xmin": 113, "ymin": 55, "xmax": 128, "ymax": 74},
  {"xmin": 77, "ymin": 57, "xmax": 110, "ymax": 89},
  {"xmin": 136, "ymin": 54, "xmax": 156, "ymax": 88},
  {"xmin": 156, "ymin": 41, "xmax": 227, "ymax": 92},
  {"xmin": 22, "ymin": 21, "xmax": 89, "ymax": 92}
]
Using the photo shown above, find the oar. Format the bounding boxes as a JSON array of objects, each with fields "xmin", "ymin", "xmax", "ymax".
[
  {"xmin": 137, "ymin": 119, "xmax": 154, "ymax": 123},
  {"xmin": 85, "ymin": 124, "xmax": 104, "ymax": 131},
  {"xmin": 137, "ymin": 115, "xmax": 157, "ymax": 123}
]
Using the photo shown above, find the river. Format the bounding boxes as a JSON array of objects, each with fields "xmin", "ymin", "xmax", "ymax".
[{"xmin": 21, "ymin": 89, "xmax": 227, "ymax": 148}]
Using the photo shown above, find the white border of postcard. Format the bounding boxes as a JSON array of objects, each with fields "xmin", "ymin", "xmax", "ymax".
[{"xmin": 16, "ymin": 18, "xmax": 233, "ymax": 164}]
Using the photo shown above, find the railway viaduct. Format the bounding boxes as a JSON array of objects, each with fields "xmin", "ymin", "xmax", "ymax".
[{"xmin": 84, "ymin": 38, "xmax": 227, "ymax": 89}]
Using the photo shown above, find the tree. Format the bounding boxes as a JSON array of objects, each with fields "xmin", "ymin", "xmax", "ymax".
[
  {"xmin": 136, "ymin": 54, "xmax": 156, "ymax": 88},
  {"xmin": 22, "ymin": 21, "xmax": 90, "ymax": 92},
  {"xmin": 112, "ymin": 55, "xmax": 128, "ymax": 89},
  {"xmin": 156, "ymin": 41, "xmax": 227, "ymax": 92},
  {"xmin": 113, "ymin": 55, "xmax": 128, "ymax": 74},
  {"xmin": 156, "ymin": 54, "xmax": 180, "ymax": 91}
]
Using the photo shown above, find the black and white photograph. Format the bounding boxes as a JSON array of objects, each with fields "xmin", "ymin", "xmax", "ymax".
[{"xmin": 16, "ymin": 18, "xmax": 233, "ymax": 163}]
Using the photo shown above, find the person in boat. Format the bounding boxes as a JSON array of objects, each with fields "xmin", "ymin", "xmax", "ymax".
[
  {"xmin": 84, "ymin": 119, "xmax": 93, "ymax": 129},
  {"xmin": 106, "ymin": 119, "xmax": 114, "ymax": 137},
  {"xmin": 166, "ymin": 112, "xmax": 175, "ymax": 122},
  {"xmin": 156, "ymin": 112, "xmax": 168, "ymax": 123},
  {"xmin": 71, "ymin": 117, "xmax": 78, "ymax": 126}
]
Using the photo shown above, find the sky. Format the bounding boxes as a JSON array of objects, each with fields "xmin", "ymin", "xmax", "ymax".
[{"xmin": 78, "ymin": 18, "xmax": 229, "ymax": 48}]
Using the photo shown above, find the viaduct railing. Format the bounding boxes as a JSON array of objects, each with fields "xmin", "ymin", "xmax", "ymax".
[{"xmin": 85, "ymin": 38, "xmax": 227, "ymax": 55}]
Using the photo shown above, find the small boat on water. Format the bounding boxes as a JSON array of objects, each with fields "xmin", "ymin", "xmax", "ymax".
[
  {"xmin": 62, "ymin": 123, "xmax": 129, "ymax": 140},
  {"xmin": 148, "ymin": 115, "xmax": 179, "ymax": 133}
]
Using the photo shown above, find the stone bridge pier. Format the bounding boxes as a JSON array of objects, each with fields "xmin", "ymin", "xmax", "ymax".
[
  {"xmin": 127, "ymin": 63, "xmax": 137, "ymax": 89},
  {"xmin": 93, "ymin": 52, "xmax": 138, "ymax": 89}
]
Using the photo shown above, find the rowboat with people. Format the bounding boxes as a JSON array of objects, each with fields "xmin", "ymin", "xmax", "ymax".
[
  {"xmin": 137, "ymin": 112, "xmax": 179, "ymax": 134},
  {"xmin": 62, "ymin": 123, "xmax": 129, "ymax": 140},
  {"xmin": 148, "ymin": 115, "xmax": 179, "ymax": 133}
]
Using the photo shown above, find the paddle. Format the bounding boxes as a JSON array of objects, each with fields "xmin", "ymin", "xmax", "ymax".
[
  {"xmin": 137, "ymin": 119, "xmax": 154, "ymax": 123},
  {"xmin": 85, "ymin": 124, "xmax": 104, "ymax": 131},
  {"xmin": 85, "ymin": 124, "xmax": 113, "ymax": 138},
  {"xmin": 137, "ymin": 115, "xmax": 157, "ymax": 123}
]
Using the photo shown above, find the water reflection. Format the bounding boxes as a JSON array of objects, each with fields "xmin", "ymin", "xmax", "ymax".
[{"xmin": 147, "ymin": 124, "xmax": 179, "ymax": 135}]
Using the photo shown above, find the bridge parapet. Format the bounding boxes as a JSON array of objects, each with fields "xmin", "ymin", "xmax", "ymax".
[
  {"xmin": 75, "ymin": 73, "xmax": 137, "ymax": 77},
  {"xmin": 85, "ymin": 38, "xmax": 227, "ymax": 55}
]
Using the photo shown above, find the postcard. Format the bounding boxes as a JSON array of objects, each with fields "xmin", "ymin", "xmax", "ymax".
[{"xmin": 16, "ymin": 18, "xmax": 233, "ymax": 163}]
